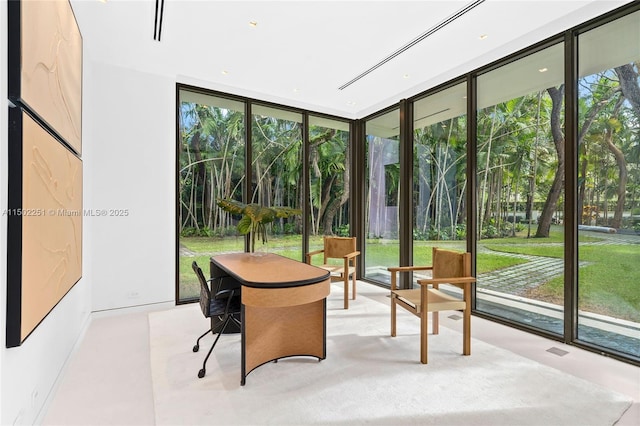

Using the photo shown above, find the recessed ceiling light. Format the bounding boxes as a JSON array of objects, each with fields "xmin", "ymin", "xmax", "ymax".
[
  {"xmin": 403, "ymin": 74, "xmax": 410, "ymax": 79},
  {"xmin": 479, "ymin": 34, "xmax": 488, "ymax": 40},
  {"xmin": 539, "ymin": 67, "xmax": 548, "ymax": 73},
  {"xmin": 293, "ymin": 88, "xmax": 299, "ymax": 93},
  {"xmin": 221, "ymin": 70, "xmax": 229, "ymax": 75},
  {"xmin": 347, "ymin": 101, "xmax": 356, "ymax": 106},
  {"xmin": 249, "ymin": 21, "xmax": 258, "ymax": 27}
]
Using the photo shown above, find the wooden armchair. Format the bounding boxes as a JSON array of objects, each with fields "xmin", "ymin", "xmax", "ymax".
[
  {"xmin": 306, "ymin": 236, "xmax": 360, "ymax": 309},
  {"xmin": 387, "ymin": 247, "xmax": 475, "ymax": 363}
]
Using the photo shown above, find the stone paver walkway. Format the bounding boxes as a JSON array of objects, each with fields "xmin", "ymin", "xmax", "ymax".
[
  {"xmin": 478, "ymin": 229, "xmax": 637, "ymax": 295},
  {"xmin": 478, "ymin": 249, "xmax": 569, "ymax": 295}
]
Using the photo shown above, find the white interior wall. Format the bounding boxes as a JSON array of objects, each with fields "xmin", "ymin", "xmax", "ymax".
[
  {"xmin": 88, "ymin": 62, "xmax": 175, "ymax": 312},
  {"xmin": 1, "ymin": 9, "xmax": 175, "ymax": 420}
]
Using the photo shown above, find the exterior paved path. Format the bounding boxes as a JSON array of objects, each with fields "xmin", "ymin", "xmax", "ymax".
[
  {"xmin": 477, "ymin": 249, "xmax": 568, "ymax": 296},
  {"xmin": 478, "ymin": 229, "xmax": 637, "ymax": 295}
]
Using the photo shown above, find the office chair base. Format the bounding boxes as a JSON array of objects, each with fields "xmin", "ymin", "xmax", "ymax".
[{"xmin": 197, "ymin": 315, "xmax": 233, "ymax": 379}]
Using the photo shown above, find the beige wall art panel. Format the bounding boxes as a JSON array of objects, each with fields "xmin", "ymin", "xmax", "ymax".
[
  {"xmin": 21, "ymin": 112, "xmax": 83, "ymax": 341},
  {"xmin": 21, "ymin": 0, "xmax": 82, "ymax": 153}
]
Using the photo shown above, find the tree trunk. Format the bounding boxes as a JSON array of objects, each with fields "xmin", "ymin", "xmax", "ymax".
[
  {"xmin": 479, "ymin": 105, "xmax": 498, "ymax": 234},
  {"xmin": 322, "ymin": 198, "xmax": 340, "ymax": 235},
  {"xmin": 605, "ymin": 97, "xmax": 628, "ymax": 229},
  {"xmin": 615, "ymin": 64, "xmax": 640, "ymax": 117},
  {"xmin": 191, "ymin": 131, "xmax": 210, "ymax": 228},
  {"xmin": 319, "ymin": 176, "xmax": 335, "ymax": 234},
  {"xmin": 495, "ymin": 164, "xmax": 503, "ymax": 235},
  {"xmin": 322, "ymin": 143, "xmax": 351, "ymax": 235},
  {"xmin": 576, "ymin": 85, "xmax": 618, "ymax": 225},
  {"xmin": 608, "ymin": 133, "xmax": 627, "ymax": 229},
  {"xmin": 578, "ymin": 142, "xmax": 588, "ymax": 225},
  {"xmin": 535, "ymin": 86, "xmax": 565, "ymax": 238}
]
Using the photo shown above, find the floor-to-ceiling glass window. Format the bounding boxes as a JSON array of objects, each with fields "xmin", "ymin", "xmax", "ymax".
[
  {"xmin": 177, "ymin": 89, "xmax": 246, "ymax": 301},
  {"xmin": 412, "ymin": 83, "xmax": 467, "ymax": 283},
  {"xmin": 576, "ymin": 11, "xmax": 640, "ymax": 357},
  {"xmin": 364, "ymin": 109, "xmax": 400, "ymax": 284},
  {"xmin": 307, "ymin": 116, "xmax": 351, "ymax": 255},
  {"xmin": 476, "ymin": 44, "xmax": 566, "ymax": 333},
  {"xmin": 251, "ymin": 105, "xmax": 303, "ymax": 260}
]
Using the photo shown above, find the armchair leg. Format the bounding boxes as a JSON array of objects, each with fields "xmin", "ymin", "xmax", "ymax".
[
  {"xmin": 463, "ymin": 285, "xmax": 471, "ymax": 356},
  {"xmin": 463, "ymin": 308, "xmax": 471, "ymax": 356},
  {"xmin": 420, "ymin": 310, "xmax": 429, "ymax": 364},
  {"xmin": 432, "ymin": 312, "xmax": 439, "ymax": 335},
  {"xmin": 390, "ymin": 296, "xmax": 397, "ymax": 337},
  {"xmin": 343, "ymin": 276, "xmax": 349, "ymax": 309},
  {"xmin": 352, "ymin": 273, "xmax": 356, "ymax": 300}
]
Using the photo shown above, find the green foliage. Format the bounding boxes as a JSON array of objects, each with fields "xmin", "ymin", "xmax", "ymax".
[
  {"xmin": 335, "ymin": 224, "xmax": 350, "ymax": 237},
  {"xmin": 181, "ymin": 227, "xmax": 213, "ymax": 238},
  {"xmin": 481, "ymin": 224, "xmax": 498, "ymax": 239},
  {"xmin": 413, "ymin": 224, "xmax": 468, "ymax": 241},
  {"xmin": 456, "ymin": 224, "xmax": 467, "ymax": 239}
]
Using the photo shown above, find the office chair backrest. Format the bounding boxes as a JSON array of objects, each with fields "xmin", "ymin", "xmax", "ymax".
[
  {"xmin": 432, "ymin": 247, "xmax": 471, "ymax": 279},
  {"xmin": 192, "ymin": 261, "xmax": 211, "ymax": 318}
]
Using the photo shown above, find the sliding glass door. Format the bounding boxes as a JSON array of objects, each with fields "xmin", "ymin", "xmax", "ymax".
[
  {"xmin": 576, "ymin": 11, "xmax": 640, "ymax": 357},
  {"xmin": 177, "ymin": 89, "xmax": 246, "ymax": 301},
  {"xmin": 475, "ymin": 43, "xmax": 566, "ymax": 334},
  {"xmin": 412, "ymin": 83, "xmax": 467, "ymax": 280}
]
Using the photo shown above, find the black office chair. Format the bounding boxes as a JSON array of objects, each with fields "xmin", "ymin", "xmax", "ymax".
[{"xmin": 191, "ymin": 261, "xmax": 242, "ymax": 378}]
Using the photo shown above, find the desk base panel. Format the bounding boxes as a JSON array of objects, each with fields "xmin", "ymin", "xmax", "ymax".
[{"xmin": 242, "ymin": 298, "xmax": 326, "ymax": 385}]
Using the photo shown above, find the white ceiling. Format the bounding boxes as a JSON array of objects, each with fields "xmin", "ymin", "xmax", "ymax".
[{"xmin": 69, "ymin": 0, "xmax": 632, "ymax": 119}]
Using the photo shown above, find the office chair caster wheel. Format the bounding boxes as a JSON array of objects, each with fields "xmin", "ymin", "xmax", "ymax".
[
  {"xmin": 198, "ymin": 368, "xmax": 205, "ymax": 378},
  {"xmin": 193, "ymin": 344, "xmax": 199, "ymax": 352}
]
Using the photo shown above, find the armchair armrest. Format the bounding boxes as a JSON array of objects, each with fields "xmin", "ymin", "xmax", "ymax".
[
  {"xmin": 306, "ymin": 249, "xmax": 325, "ymax": 264},
  {"xmin": 387, "ymin": 265, "xmax": 434, "ymax": 290},
  {"xmin": 387, "ymin": 265, "xmax": 433, "ymax": 273},
  {"xmin": 342, "ymin": 250, "xmax": 361, "ymax": 270},
  {"xmin": 343, "ymin": 250, "xmax": 361, "ymax": 259},
  {"xmin": 417, "ymin": 276, "xmax": 476, "ymax": 289}
]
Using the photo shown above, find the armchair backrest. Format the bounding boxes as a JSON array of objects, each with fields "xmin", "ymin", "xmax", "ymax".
[
  {"xmin": 192, "ymin": 261, "xmax": 212, "ymax": 318},
  {"xmin": 432, "ymin": 247, "xmax": 471, "ymax": 279},
  {"xmin": 324, "ymin": 236, "xmax": 357, "ymax": 263}
]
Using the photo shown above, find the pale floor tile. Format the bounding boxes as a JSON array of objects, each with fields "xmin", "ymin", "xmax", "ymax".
[{"xmin": 42, "ymin": 283, "xmax": 639, "ymax": 425}]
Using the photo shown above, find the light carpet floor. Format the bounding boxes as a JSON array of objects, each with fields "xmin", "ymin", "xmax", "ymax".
[{"xmin": 149, "ymin": 284, "xmax": 632, "ymax": 425}]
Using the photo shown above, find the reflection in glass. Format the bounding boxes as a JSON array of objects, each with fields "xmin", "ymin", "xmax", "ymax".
[
  {"xmin": 412, "ymin": 83, "xmax": 467, "ymax": 284},
  {"xmin": 577, "ymin": 11, "xmax": 640, "ymax": 357},
  {"xmin": 476, "ymin": 44, "xmax": 565, "ymax": 334},
  {"xmin": 364, "ymin": 109, "xmax": 400, "ymax": 284},
  {"xmin": 177, "ymin": 90, "xmax": 246, "ymax": 301}
]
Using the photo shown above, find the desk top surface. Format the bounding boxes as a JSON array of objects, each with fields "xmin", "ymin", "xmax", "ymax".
[{"xmin": 211, "ymin": 252, "xmax": 330, "ymax": 288}]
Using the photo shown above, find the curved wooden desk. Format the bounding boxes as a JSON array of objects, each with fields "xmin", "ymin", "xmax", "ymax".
[{"xmin": 210, "ymin": 253, "xmax": 331, "ymax": 386}]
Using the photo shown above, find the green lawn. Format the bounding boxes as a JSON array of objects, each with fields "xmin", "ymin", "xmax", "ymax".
[
  {"xmin": 518, "ymin": 244, "xmax": 640, "ymax": 322},
  {"xmin": 179, "ymin": 232, "xmax": 639, "ymax": 322},
  {"xmin": 480, "ymin": 228, "xmax": 639, "ymax": 321}
]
